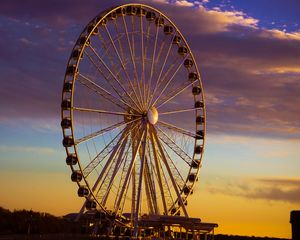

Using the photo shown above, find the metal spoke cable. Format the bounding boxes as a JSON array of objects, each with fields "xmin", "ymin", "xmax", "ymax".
[
  {"xmin": 156, "ymin": 79, "xmax": 198, "ymax": 109},
  {"xmin": 121, "ymin": 15, "xmax": 144, "ymax": 110},
  {"xmin": 151, "ymin": 126, "xmax": 188, "ymax": 217},
  {"xmin": 89, "ymin": 122, "xmax": 142, "ymax": 198},
  {"xmin": 140, "ymin": 9, "xmax": 146, "ymax": 109},
  {"xmin": 145, "ymin": 13, "xmax": 161, "ymax": 108},
  {"xmin": 77, "ymin": 73, "xmax": 130, "ymax": 111},
  {"xmin": 83, "ymin": 49, "xmax": 135, "ymax": 110},
  {"xmin": 114, "ymin": 127, "xmax": 146, "ymax": 213},
  {"xmin": 100, "ymin": 121, "xmax": 143, "ymax": 206},
  {"xmin": 104, "ymin": 25, "xmax": 144, "ymax": 110},
  {"xmin": 157, "ymin": 120, "xmax": 197, "ymax": 139},
  {"xmin": 152, "ymin": 54, "xmax": 190, "ymax": 107},
  {"xmin": 159, "ymin": 107, "xmax": 203, "ymax": 115},
  {"xmin": 96, "ymin": 135, "xmax": 129, "ymax": 204},
  {"xmin": 96, "ymin": 30, "xmax": 125, "ymax": 86},
  {"xmin": 73, "ymin": 106, "xmax": 140, "ymax": 117},
  {"xmin": 76, "ymin": 117, "xmax": 141, "ymax": 145},
  {"xmin": 148, "ymin": 33, "xmax": 176, "ymax": 108},
  {"xmin": 157, "ymin": 126, "xmax": 192, "ymax": 166},
  {"xmin": 83, "ymin": 124, "xmax": 131, "ymax": 177},
  {"xmin": 87, "ymin": 44, "xmax": 143, "ymax": 112},
  {"xmin": 133, "ymin": 123, "xmax": 148, "ymax": 237}
]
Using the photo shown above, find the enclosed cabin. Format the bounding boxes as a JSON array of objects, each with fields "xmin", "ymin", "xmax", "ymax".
[
  {"xmin": 66, "ymin": 153, "xmax": 78, "ymax": 166},
  {"xmin": 164, "ymin": 25, "xmax": 173, "ymax": 35},
  {"xmin": 63, "ymin": 136, "xmax": 74, "ymax": 147},
  {"xmin": 71, "ymin": 171, "xmax": 82, "ymax": 182},
  {"xmin": 191, "ymin": 159, "xmax": 201, "ymax": 169},
  {"xmin": 178, "ymin": 46, "xmax": 188, "ymax": 56},
  {"xmin": 61, "ymin": 118, "xmax": 72, "ymax": 129},
  {"xmin": 78, "ymin": 186, "xmax": 89, "ymax": 197},
  {"xmin": 188, "ymin": 173, "xmax": 197, "ymax": 182},
  {"xmin": 194, "ymin": 145, "xmax": 203, "ymax": 155},
  {"xmin": 86, "ymin": 200, "xmax": 97, "ymax": 210}
]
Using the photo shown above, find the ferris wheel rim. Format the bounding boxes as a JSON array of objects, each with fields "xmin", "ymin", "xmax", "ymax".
[{"xmin": 61, "ymin": 3, "xmax": 206, "ymax": 227}]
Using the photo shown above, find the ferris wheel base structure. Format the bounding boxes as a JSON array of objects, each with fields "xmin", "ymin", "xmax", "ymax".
[{"xmin": 79, "ymin": 212, "xmax": 217, "ymax": 239}]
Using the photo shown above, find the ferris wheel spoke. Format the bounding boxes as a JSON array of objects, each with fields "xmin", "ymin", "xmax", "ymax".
[
  {"xmin": 132, "ymin": 14, "xmax": 147, "ymax": 111},
  {"xmin": 145, "ymin": 13, "xmax": 161, "ymax": 108},
  {"xmin": 156, "ymin": 79, "xmax": 198, "ymax": 109},
  {"xmin": 96, "ymin": 134, "xmax": 129, "ymax": 205},
  {"xmin": 96, "ymin": 31, "xmax": 126, "ymax": 86},
  {"xmin": 114, "ymin": 121, "xmax": 142, "ymax": 209},
  {"xmin": 117, "ymin": 122, "xmax": 144, "ymax": 216},
  {"xmin": 152, "ymin": 54, "xmax": 189, "ymax": 107},
  {"xmin": 156, "ymin": 146, "xmax": 176, "ymax": 213},
  {"xmin": 133, "ymin": 125, "xmax": 148, "ymax": 236},
  {"xmin": 121, "ymin": 15, "xmax": 144, "ymax": 110},
  {"xmin": 99, "ymin": 120, "xmax": 142, "ymax": 206},
  {"xmin": 79, "ymin": 53, "xmax": 139, "ymax": 111},
  {"xmin": 113, "ymin": 140, "xmax": 132, "ymax": 211},
  {"xmin": 114, "ymin": 126, "xmax": 146, "ymax": 214},
  {"xmin": 143, "ymin": 21, "xmax": 151, "ymax": 103},
  {"xmin": 83, "ymin": 122, "xmax": 140, "ymax": 178},
  {"xmin": 159, "ymin": 107, "xmax": 203, "ymax": 115},
  {"xmin": 87, "ymin": 45, "xmax": 143, "ymax": 112},
  {"xmin": 143, "ymin": 158, "xmax": 155, "ymax": 214},
  {"xmin": 140, "ymin": 9, "xmax": 146, "ymax": 109},
  {"xmin": 157, "ymin": 120, "xmax": 197, "ymax": 139},
  {"xmin": 113, "ymin": 20, "xmax": 126, "ymax": 62},
  {"xmin": 89, "ymin": 123, "xmax": 141, "ymax": 196},
  {"xmin": 148, "ymin": 34, "xmax": 176, "ymax": 110},
  {"xmin": 82, "ymin": 126, "xmax": 127, "ymax": 178},
  {"xmin": 133, "ymin": 123, "xmax": 148, "ymax": 237},
  {"xmin": 72, "ymin": 106, "xmax": 140, "ymax": 117},
  {"xmin": 83, "ymin": 49, "xmax": 132, "ymax": 105},
  {"xmin": 136, "ymin": 140, "xmax": 156, "ymax": 215},
  {"xmin": 107, "ymin": 141, "xmax": 132, "ymax": 206},
  {"xmin": 77, "ymin": 73, "xmax": 129, "ymax": 111},
  {"xmin": 145, "ymin": 140, "xmax": 160, "ymax": 214},
  {"xmin": 151, "ymin": 126, "xmax": 188, "ymax": 217},
  {"xmin": 160, "ymin": 159, "xmax": 176, "ymax": 212},
  {"xmin": 132, "ymin": 16, "xmax": 146, "ymax": 111},
  {"xmin": 104, "ymin": 25, "xmax": 144, "ymax": 110},
  {"xmin": 149, "ymin": 131, "xmax": 168, "ymax": 214},
  {"xmin": 158, "ymin": 137, "xmax": 186, "ymax": 190},
  {"xmin": 157, "ymin": 127, "xmax": 192, "ymax": 166},
  {"xmin": 153, "ymin": 56, "xmax": 180, "ymax": 94},
  {"xmin": 155, "ymin": 36, "xmax": 167, "ymax": 65},
  {"xmin": 131, "ymin": 15, "xmax": 136, "ymax": 83},
  {"xmin": 75, "ymin": 117, "xmax": 140, "ymax": 145}
]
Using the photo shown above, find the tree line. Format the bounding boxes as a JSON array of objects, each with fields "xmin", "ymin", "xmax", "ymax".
[{"xmin": 0, "ymin": 206, "xmax": 80, "ymax": 234}]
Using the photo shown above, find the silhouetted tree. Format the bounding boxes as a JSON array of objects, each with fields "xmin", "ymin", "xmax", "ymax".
[{"xmin": 0, "ymin": 206, "xmax": 81, "ymax": 234}]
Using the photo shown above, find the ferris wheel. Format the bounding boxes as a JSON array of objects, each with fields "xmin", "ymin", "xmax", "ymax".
[{"xmin": 61, "ymin": 3, "xmax": 206, "ymax": 235}]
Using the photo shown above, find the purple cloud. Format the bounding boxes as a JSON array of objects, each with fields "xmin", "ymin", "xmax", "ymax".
[{"xmin": 0, "ymin": 0, "xmax": 299, "ymax": 140}]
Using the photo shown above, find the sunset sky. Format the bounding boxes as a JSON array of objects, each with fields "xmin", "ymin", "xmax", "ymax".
[{"xmin": 0, "ymin": 0, "xmax": 300, "ymax": 238}]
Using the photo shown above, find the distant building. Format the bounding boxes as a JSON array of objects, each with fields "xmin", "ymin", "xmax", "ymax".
[{"xmin": 290, "ymin": 210, "xmax": 300, "ymax": 240}]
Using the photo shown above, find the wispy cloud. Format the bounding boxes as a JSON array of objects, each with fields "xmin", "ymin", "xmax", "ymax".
[
  {"xmin": 206, "ymin": 176, "xmax": 300, "ymax": 204},
  {"xmin": 175, "ymin": 0, "xmax": 194, "ymax": 7},
  {"xmin": 0, "ymin": 145, "xmax": 56, "ymax": 155},
  {"xmin": 244, "ymin": 178, "xmax": 300, "ymax": 203}
]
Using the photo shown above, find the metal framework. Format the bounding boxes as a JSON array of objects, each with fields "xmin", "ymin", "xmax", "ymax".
[{"xmin": 61, "ymin": 3, "xmax": 214, "ymax": 238}]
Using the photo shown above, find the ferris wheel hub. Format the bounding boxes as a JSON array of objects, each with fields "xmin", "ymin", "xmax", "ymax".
[{"xmin": 147, "ymin": 107, "xmax": 158, "ymax": 125}]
